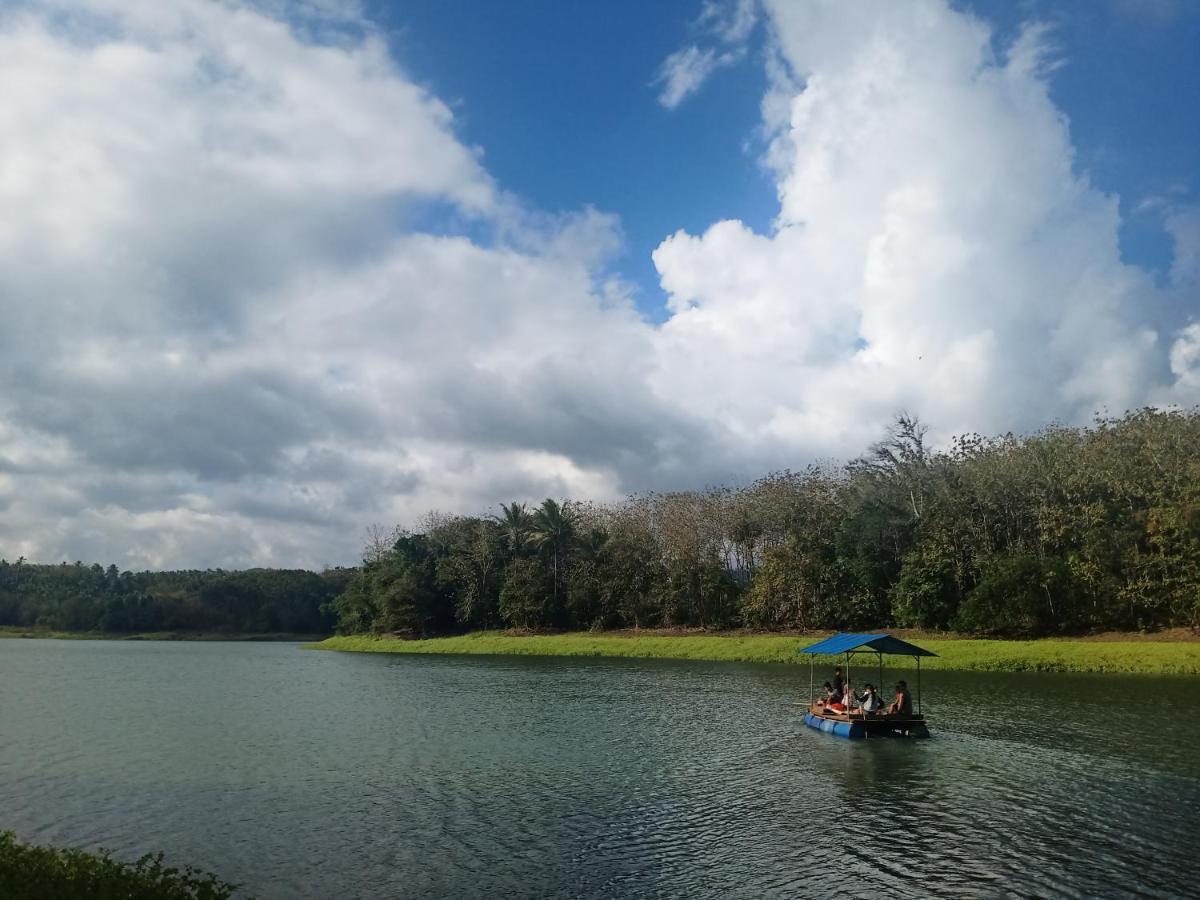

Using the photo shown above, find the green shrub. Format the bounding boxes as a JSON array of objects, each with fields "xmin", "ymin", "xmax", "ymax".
[
  {"xmin": 0, "ymin": 831, "xmax": 237, "ymax": 900},
  {"xmin": 890, "ymin": 550, "xmax": 960, "ymax": 629},
  {"xmin": 499, "ymin": 557, "xmax": 556, "ymax": 629},
  {"xmin": 955, "ymin": 554, "xmax": 1080, "ymax": 637}
]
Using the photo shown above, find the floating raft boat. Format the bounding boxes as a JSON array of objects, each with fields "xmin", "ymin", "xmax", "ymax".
[
  {"xmin": 798, "ymin": 632, "xmax": 936, "ymax": 740},
  {"xmin": 802, "ymin": 706, "xmax": 930, "ymax": 739}
]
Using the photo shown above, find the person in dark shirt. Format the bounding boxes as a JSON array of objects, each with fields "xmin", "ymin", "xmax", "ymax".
[
  {"xmin": 831, "ymin": 666, "xmax": 845, "ymax": 702},
  {"xmin": 888, "ymin": 680, "xmax": 913, "ymax": 716}
]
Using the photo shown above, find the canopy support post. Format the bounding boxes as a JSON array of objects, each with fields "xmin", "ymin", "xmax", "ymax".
[
  {"xmin": 916, "ymin": 655, "xmax": 922, "ymax": 715},
  {"xmin": 809, "ymin": 655, "xmax": 814, "ymax": 707}
]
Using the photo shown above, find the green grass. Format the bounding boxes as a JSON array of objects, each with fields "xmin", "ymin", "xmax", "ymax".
[{"xmin": 310, "ymin": 631, "xmax": 1200, "ymax": 675}]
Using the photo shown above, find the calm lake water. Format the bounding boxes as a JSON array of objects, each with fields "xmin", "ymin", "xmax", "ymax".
[{"xmin": 1, "ymin": 640, "xmax": 1197, "ymax": 898}]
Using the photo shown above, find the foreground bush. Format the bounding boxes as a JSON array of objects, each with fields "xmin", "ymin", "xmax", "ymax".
[{"xmin": 0, "ymin": 831, "xmax": 237, "ymax": 900}]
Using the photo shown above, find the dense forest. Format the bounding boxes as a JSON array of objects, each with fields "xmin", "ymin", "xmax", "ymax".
[
  {"xmin": 333, "ymin": 409, "xmax": 1200, "ymax": 639},
  {"xmin": 0, "ymin": 563, "xmax": 347, "ymax": 634}
]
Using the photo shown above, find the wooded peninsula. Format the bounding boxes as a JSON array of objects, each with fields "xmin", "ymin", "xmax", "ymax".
[
  {"xmin": 4, "ymin": 410, "xmax": 1200, "ymax": 642},
  {"xmin": 0, "ymin": 565, "xmax": 347, "ymax": 636}
]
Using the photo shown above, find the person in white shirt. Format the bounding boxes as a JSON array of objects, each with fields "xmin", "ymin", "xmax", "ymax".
[
  {"xmin": 859, "ymin": 683, "xmax": 884, "ymax": 714},
  {"xmin": 842, "ymin": 678, "xmax": 860, "ymax": 713}
]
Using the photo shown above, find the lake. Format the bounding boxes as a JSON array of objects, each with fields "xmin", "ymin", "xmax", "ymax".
[{"xmin": 1, "ymin": 640, "xmax": 1196, "ymax": 898}]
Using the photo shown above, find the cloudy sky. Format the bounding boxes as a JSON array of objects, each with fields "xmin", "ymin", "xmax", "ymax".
[{"xmin": 2, "ymin": 0, "xmax": 1198, "ymax": 570}]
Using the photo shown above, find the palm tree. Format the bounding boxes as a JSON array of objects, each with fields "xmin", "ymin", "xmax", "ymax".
[
  {"xmin": 529, "ymin": 499, "xmax": 576, "ymax": 609},
  {"xmin": 493, "ymin": 502, "xmax": 533, "ymax": 553},
  {"xmin": 575, "ymin": 528, "xmax": 609, "ymax": 564}
]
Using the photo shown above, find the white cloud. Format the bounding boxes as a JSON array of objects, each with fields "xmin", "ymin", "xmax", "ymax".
[
  {"xmin": 656, "ymin": 45, "xmax": 725, "ymax": 110},
  {"xmin": 1169, "ymin": 323, "xmax": 1200, "ymax": 390},
  {"xmin": 1, "ymin": 0, "xmax": 1197, "ymax": 570},
  {"xmin": 701, "ymin": 0, "xmax": 759, "ymax": 44},
  {"xmin": 1165, "ymin": 207, "xmax": 1200, "ymax": 287},
  {"xmin": 654, "ymin": 0, "xmax": 759, "ymax": 109}
]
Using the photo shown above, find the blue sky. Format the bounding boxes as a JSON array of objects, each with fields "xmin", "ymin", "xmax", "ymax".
[
  {"xmin": 374, "ymin": 0, "xmax": 776, "ymax": 316},
  {"xmin": 372, "ymin": 0, "xmax": 1199, "ymax": 311}
]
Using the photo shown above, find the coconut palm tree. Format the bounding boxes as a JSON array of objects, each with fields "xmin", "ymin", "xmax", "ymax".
[
  {"xmin": 493, "ymin": 502, "xmax": 533, "ymax": 554},
  {"xmin": 529, "ymin": 498, "xmax": 576, "ymax": 610}
]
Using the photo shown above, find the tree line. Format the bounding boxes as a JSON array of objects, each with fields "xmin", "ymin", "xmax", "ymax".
[
  {"xmin": 0, "ymin": 562, "xmax": 348, "ymax": 634},
  {"xmin": 7, "ymin": 409, "xmax": 1198, "ymax": 640},
  {"xmin": 333, "ymin": 409, "xmax": 1200, "ymax": 639}
]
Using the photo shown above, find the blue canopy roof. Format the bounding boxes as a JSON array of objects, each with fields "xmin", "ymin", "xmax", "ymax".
[{"xmin": 798, "ymin": 632, "xmax": 937, "ymax": 657}]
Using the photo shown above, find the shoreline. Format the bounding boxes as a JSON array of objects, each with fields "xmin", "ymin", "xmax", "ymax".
[{"xmin": 308, "ymin": 630, "xmax": 1200, "ymax": 675}]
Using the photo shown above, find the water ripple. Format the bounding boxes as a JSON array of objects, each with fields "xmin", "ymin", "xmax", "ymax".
[{"xmin": 1, "ymin": 642, "xmax": 1197, "ymax": 898}]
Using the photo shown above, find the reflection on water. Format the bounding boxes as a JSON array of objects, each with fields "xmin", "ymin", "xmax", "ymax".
[{"xmin": 0, "ymin": 640, "xmax": 1196, "ymax": 898}]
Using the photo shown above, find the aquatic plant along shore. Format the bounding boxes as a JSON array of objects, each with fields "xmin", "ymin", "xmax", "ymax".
[
  {"xmin": 0, "ymin": 831, "xmax": 236, "ymax": 899},
  {"xmin": 311, "ymin": 631, "xmax": 1200, "ymax": 675}
]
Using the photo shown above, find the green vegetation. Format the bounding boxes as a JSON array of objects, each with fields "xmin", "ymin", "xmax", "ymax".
[
  {"xmin": 0, "ymin": 626, "xmax": 328, "ymax": 641},
  {"xmin": 0, "ymin": 831, "xmax": 236, "ymax": 900},
  {"xmin": 332, "ymin": 410, "xmax": 1200, "ymax": 640},
  {"xmin": 311, "ymin": 632, "xmax": 1200, "ymax": 675},
  {"xmin": 0, "ymin": 562, "xmax": 350, "ymax": 636}
]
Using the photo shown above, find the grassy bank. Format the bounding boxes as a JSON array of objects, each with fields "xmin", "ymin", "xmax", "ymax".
[
  {"xmin": 0, "ymin": 626, "xmax": 329, "ymax": 642},
  {"xmin": 310, "ymin": 631, "xmax": 1200, "ymax": 675}
]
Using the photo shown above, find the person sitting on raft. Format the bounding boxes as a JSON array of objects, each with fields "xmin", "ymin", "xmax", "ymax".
[
  {"xmin": 842, "ymin": 678, "xmax": 860, "ymax": 714},
  {"xmin": 819, "ymin": 681, "xmax": 845, "ymax": 712},
  {"xmin": 822, "ymin": 666, "xmax": 846, "ymax": 708},
  {"xmin": 858, "ymin": 683, "xmax": 884, "ymax": 714},
  {"xmin": 887, "ymin": 680, "xmax": 913, "ymax": 716}
]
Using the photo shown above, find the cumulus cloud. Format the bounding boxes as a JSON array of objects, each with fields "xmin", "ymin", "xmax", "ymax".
[
  {"xmin": 1, "ymin": 0, "xmax": 1197, "ymax": 569},
  {"xmin": 652, "ymin": 0, "xmax": 1198, "ymax": 460}
]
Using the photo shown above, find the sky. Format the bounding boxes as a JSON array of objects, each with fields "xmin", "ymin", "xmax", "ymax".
[{"xmin": 1, "ymin": 0, "xmax": 1198, "ymax": 571}]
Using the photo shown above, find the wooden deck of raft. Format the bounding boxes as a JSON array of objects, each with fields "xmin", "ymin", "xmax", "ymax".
[{"xmin": 807, "ymin": 702, "xmax": 927, "ymax": 728}]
